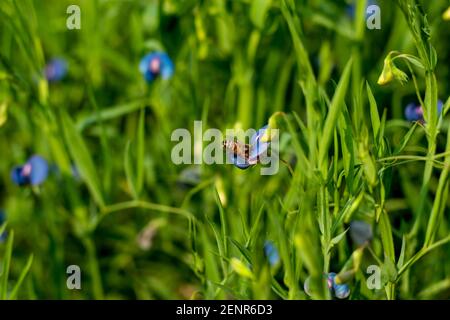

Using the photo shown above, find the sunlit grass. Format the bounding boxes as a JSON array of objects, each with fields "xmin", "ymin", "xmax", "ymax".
[{"xmin": 0, "ymin": 0, "xmax": 449, "ymax": 300}]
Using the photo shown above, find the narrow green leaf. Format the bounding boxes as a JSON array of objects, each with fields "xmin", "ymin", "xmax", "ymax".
[
  {"xmin": 0, "ymin": 222, "xmax": 7, "ymax": 237},
  {"xmin": 394, "ymin": 122, "xmax": 418, "ymax": 154},
  {"xmin": 214, "ymin": 188, "xmax": 228, "ymax": 257},
  {"xmin": 124, "ymin": 140, "xmax": 137, "ymax": 199},
  {"xmin": 250, "ymin": 0, "xmax": 272, "ymax": 29},
  {"xmin": 319, "ymin": 58, "xmax": 353, "ymax": 171},
  {"xmin": 9, "ymin": 254, "xmax": 33, "ymax": 300},
  {"xmin": 61, "ymin": 112, "xmax": 105, "ymax": 208},
  {"xmin": 229, "ymin": 238, "xmax": 252, "ymax": 264},
  {"xmin": 328, "ymin": 228, "xmax": 349, "ymax": 253},
  {"xmin": 379, "ymin": 210, "xmax": 395, "ymax": 264},
  {"xmin": 136, "ymin": 109, "xmax": 145, "ymax": 195},
  {"xmin": 76, "ymin": 100, "xmax": 146, "ymax": 131},
  {"xmin": 397, "ymin": 235, "xmax": 406, "ymax": 269},
  {"xmin": 246, "ymin": 203, "xmax": 265, "ymax": 248},
  {"xmin": 366, "ymin": 82, "xmax": 381, "ymax": 140},
  {"xmin": 1, "ymin": 230, "xmax": 14, "ymax": 299},
  {"xmin": 281, "ymin": 0, "xmax": 316, "ymax": 83}
]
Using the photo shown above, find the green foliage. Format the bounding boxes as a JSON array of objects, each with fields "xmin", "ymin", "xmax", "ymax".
[{"xmin": 0, "ymin": 0, "xmax": 449, "ymax": 300}]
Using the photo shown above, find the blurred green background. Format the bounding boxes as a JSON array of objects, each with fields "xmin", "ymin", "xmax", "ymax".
[{"xmin": 0, "ymin": 0, "xmax": 449, "ymax": 300}]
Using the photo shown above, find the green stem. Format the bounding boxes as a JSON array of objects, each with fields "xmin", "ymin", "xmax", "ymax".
[
  {"xmin": 83, "ymin": 238, "xmax": 104, "ymax": 299},
  {"xmin": 99, "ymin": 200, "xmax": 196, "ymax": 224}
]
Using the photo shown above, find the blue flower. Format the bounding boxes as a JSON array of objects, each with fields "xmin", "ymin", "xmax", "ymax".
[
  {"xmin": 405, "ymin": 100, "xmax": 444, "ymax": 122},
  {"xmin": 225, "ymin": 125, "xmax": 271, "ymax": 170},
  {"xmin": 333, "ymin": 281, "xmax": 351, "ymax": 299},
  {"xmin": 11, "ymin": 155, "xmax": 49, "ymax": 186},
  {"xmin": 0, "ymin": 209, "xmax": 6, "ymax": 242},
  {"xmin": 303, "ymin": 273, "xmax": 351, "ymax": 299},
  {"xmin": 45, "ymin": 58, "xmax": 67, "ymax": 82},
  {"xmin": 327, "ymin": 272, "xmax": 351, "ymax": 299},
  {"xmin": 263, "ymin": 240, "xmax": 280, "ymax": 267},
  {"xmin": 349, "ymin": 220, "xmax": 373, "ymax": 246},
  {"xmin": 346, "ymin": 0, "xmax": 379, "ymax": 19},
  {"xmin": 139, "ymin": 52, "xmax": 174, "ymax": 83}
]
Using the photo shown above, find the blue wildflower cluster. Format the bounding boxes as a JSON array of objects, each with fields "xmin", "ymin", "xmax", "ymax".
[{"xmin": 327, "ymin": 272, "xmax": 351, "ymax": 299}]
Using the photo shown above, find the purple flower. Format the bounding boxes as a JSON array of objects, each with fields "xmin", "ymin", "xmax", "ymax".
[
  {"xmin": 405, "ymin": 100, "xmax": 443, "ymax": 122},
  {"xmin": 139, "ymin": 52, "xmax": 174, "ymax": 83},
  {"xmin": 45, "ymin": 58, "xmax": 67, "ymax": 82},
  {"xmin": 224, "ymin": 125, "xmax": 271, "ymax": 170},
  {"xmin": 263, "ymin": 240, "xmax": 280, "ymax": 267},
  {"xmin": 11, "ymin": 155, "xmax": 49, "ymax": 186}
]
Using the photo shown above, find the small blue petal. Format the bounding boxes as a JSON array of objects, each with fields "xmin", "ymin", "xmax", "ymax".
[
  {"xmin": 249, "ymin": 125, "xmax": 270, "ymax": 162},
  {"xmin": 229, "ymin": 154, "xmax": 252, "ymax": 169},
  {"xmin": 139, "ymin": 52, "xmax": 174, "ymax": 83},
  {"xmin": 250, "ymin": 125, "xmax": 268, "ymax": 146},
  {"xmin": 159, "ymin": 53, "xmax": 175, "ymax": 79},
  {"xmin": 405, "ymin": 101, "xmax": 444, "ymax": 122},
  {"xmin": 11, "ymin": 166, "xmax": 28, "ymax": 186},
  {"xmin": 45, "ymin": 58, "xmax": 67, "ymax": 82},
  {"xmin": 437, "ymin": 100, "xmax": 444, "ymax": 114},
  {"xmin": 404, "ymin": 103, "xmax": 422, "ymax": 122},
  {"xmin": 28, "ymin": 155, "xmax": 49, "ymax": 185},
  {"xmin": 333, "ymin": 283, "xmax": 351, "ymax": 299},
  {"xmin": 264, "ymin": 241, "xmax": 280, "ymax": 267},
  {"xmin": 350, "ymin": 220, "xmax": 373, "ymax": 246},
  {"xmin": 327, "ymin": 272, "xmax": 337, "ymax": 289},
  {"xmin": 346, "ymin": 0, "xmax": 379, "ymax": 19},
  {"xmin": 139, "ymin": 54, "xmax": 153, "ymax": 74}
]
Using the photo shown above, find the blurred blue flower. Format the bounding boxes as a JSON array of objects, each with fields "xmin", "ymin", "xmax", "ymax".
[
  {"xmin": 349, "ymin": 220, "xmax": 373, "ymax": 246},
  {"xmin": 263, "ymin": 240, "xmax": 280, "ymax": 267},
  {"xmin": 226, "ymin": 125, "xmax": 271, "ymax": 170},
  {"xmin": 405, "ymin": 100, "xmax": 443, "ymax": 122},
  {"xmin": 45, "ymin": 58, "xmax": 67, "ymax": 82},
  {"xmin": 11, "ymin": 155, "xmax": 49, "ymax": 186},
  {"xmin": 177, "ymin": 165, "xmax": 201, "ymax": 188},
  {"xmin": 0, "ymin": 209, "xmax": 6, "ymax": 242},
  {"xmin": 333, "ymin": 281, "xmax": 351, "ymax": 299},
  {"xmin": 346, "ymin": 0, "xmax": 378, "ymax": 19},
  {"xmin": 327, "ymin": 272, "xmax": 351, "ymax": 299},
  {"xmin": 139, "ymin": 52, "xmax": 174, "ymax": 82},
  {"xmin": 71, "ymin": 164, "xmax": 82, "ymax": 181}
]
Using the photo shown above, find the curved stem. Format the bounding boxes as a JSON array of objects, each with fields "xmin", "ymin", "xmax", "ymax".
[{"xmin": 99, "ymin": 200, "xmax": 197, "ymax": 224}]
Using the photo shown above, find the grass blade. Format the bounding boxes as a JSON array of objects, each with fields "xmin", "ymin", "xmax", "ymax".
[
  {"xmin": 1, "ymin": 230, "xmax": 14, "ymax": 299},
  {"xmin": 9, "ymin": 254, "xmax": 33, "ymax": 300},
  {"xmin": 61, "ymin": 111, "xmax": 105, "ymax": 208}
]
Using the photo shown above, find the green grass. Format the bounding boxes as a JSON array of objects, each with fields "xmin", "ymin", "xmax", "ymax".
[{"xmin": 0, "ymin": 0, "xmax": 449, "ymax": 300}]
